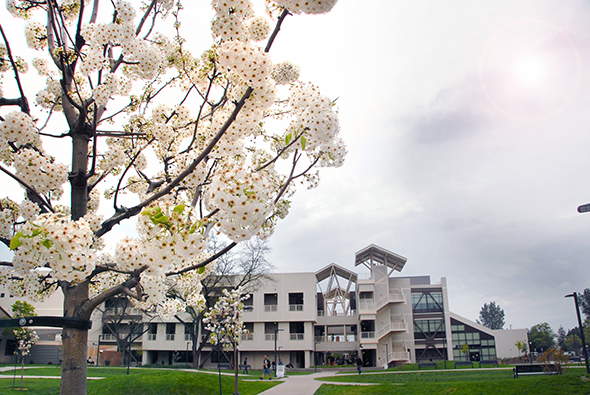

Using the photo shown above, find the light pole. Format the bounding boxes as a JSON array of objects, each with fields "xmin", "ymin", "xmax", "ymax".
[
  {"xmin": 274, "ymin": 328, "xmax": 283, "ymax": 376},
  {"xmin": 565, "ymin": 292, "xmax": 590, "ymax": 374},
  {"xmin": 96, "ymin": 335, "xmax": 102, "ymax": 367}
]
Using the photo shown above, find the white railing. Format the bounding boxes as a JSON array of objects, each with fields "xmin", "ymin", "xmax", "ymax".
[
  {"xmin": 359, "ymin": 300, "xmax": 375, "ymax": 311},
  {"xmin": 290, "ymin": 333, "xmax": 304, "ymax": 341},
  {"xmin": 314, "ymin": 335, "xmax": 357, "ymax": 343},
  {"xmin": 317, "ymin": 309, "xmax": 357, "ymax": 317},
  {"xmin": 375, "ymin": 288, "xmax": 405, "ymax": 309},
  {"xmin": 289, "ymin": 304, "xmax": 303, "ymax": 312},
  {"xmin": 377, "ymin": 351, "xmax": 411, "ymax": 366},
  {"xmin": 265, "ymin": 334, "xmax": 276, "ymax": 341},
  {"xmin": 360, "ymin": 331, "xmax": 375, "ymax": 339},
  {"xmin": 376, "ymin": 314, "xmax": 407, "ymax": 339},
  {"xmin": 101, "ymin": 334, "xmax": 117, "ymax": 341},
  {"xmin": 241, "ymin": 333, "xmax": 254, "ymax": 341},
  {"xmin": 184, "ymin": 334, "xmax": 191, "ymax": 341},
  {"xmin": 147, "ymin": 334, "xmax": 157, "ymax": 341},
  {"xmin": 166, "ymin": 334, "xmax": 175, "ymax": 341},
  {"xmin": 264, "ymin": 305, "xmax": 278, "ymax": 312}
]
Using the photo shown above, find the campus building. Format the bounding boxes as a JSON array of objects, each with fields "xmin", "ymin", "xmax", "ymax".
[{"xmin": 87, "ymin": 244, "xmax": 528, "ymax": 369}]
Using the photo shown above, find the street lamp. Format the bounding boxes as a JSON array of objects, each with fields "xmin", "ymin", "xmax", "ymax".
[
  {"xmin": 274, "ymin": 328, "xmax": 283, "ymax": 376},
  {"xmin": 565, "ymin": 292, "xmax": 590, "ymax": 374},
  {"xmin": 96, "ymin": 335, "xmax": 102, "ymax": 367}
]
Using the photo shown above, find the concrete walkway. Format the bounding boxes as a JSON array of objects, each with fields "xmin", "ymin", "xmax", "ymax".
[{"xmin": 254, "ymin": 371, "xmax": 378, "ymax": 395}]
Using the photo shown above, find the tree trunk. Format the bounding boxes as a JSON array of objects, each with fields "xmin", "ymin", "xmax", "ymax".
[
  {"xmin": 234, "ymin": 347, "xmax": 239, "ymax": 395},
  {"xmin": 60, "ymin": 283, "xmax": 90, "ymax": 395}
]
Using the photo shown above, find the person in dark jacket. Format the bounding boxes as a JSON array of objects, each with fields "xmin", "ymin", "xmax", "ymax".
[{"xmin": 356, "ymin": 357, "xmax": 362, "ymax": 374}]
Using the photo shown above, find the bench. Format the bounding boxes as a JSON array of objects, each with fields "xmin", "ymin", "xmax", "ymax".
[
  {"xmin": 513, "ymin": 364, "xmax": 561, "ymax": 378},
  {"xmin": 218, "ymin": 363, "xmax": 232, "ymax": 370},
  {"xmin": 454, "ymin": 361, "xmax": 473, "ymax": 369},
  {"xmin": 479, "ymin": 360, "xmax": 499, "ymax": 367},
  {"xmin": 418, "ymin": 362, "xmax": 437, "ymax": 370}
]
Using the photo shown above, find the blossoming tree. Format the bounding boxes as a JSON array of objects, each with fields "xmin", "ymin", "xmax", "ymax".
[
  {"xmin": 0, "ymin": 0, "xmax": 344, "ymax": 393},
  {"xmin": 203, "ymin": 288, "xmax": 248, "ymax": 395}
]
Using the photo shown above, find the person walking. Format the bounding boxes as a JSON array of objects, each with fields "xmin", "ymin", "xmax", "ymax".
[
  {"xmin": 356, "ymin": 356, "xmax": 362, "ymax": 375},
  {"xmin": 243, "ymin": 357, "xmax": 249, "ymax": 374},
  {"xmin": 260, "ymin": 355, "xmax": 272, "ymax": 380}
]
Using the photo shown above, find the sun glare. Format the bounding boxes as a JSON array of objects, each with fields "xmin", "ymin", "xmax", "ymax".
[{"xmin": 512, "ymin": 55, "xmax": 549, "ymax": 88}]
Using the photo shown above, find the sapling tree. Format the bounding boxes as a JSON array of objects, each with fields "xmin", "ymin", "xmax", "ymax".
[
  {"xmin": 203, "ymin": 287, "xmax": 248, "ymax": 395},
  {"xmin": 0, "ymin": 0, "xmax": 344, "ymax": 393}
]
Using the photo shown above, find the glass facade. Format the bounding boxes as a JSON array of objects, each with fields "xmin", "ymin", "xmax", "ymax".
[
  {"xmin": 411, "ymin": 292, "xmax": 443, "ymax": 313},
  {"xmin": 451, "ymin": 320, "xmax": 496, "ymax": 361}
]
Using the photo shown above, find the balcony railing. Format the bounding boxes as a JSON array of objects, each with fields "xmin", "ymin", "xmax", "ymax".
[
  {"xmin": 375, "ymin": 288, "xmax": 405, "ymax": 310},
  {"xmin": 265, "ymin": 334, "xmax": 276, "ymax": 341},
  {"xmin": 376, "ymin": 314, "xmax": 408, "ymax": 339},
  {"xmin": 314, "ymin": 335, "xmax": 357, "ymax": 343},
  {"xmin": 147, "ymin": 334, "xmax": 157, "ymax": 341},
  {"xmin": 241, "ymin": 333, "xmax": 254, "ymax": 341},
  {"xmin": 289, "ymin": 304, "xmax": 303, "ymax": 312},
  {"xmin": 360, "ymin": 331, "xmax": 375, "ymax": 339},
  {"xmin": 264, "ymin": 305, "xmax": 278, "ymax": 312},
  {"xmin": 289, "ymin": 333, "xmax": 304, "ymax": 341},
  {"xmin": 377, "ymin": 351, "xmax": 411, "ymax": 366},
  {"xmin": 166, "ymin": 334, "xmax": 175, "ymax": 341},
  {"xmin": 101, "ymin": 334, "xmax": 117, "ymax": 341},
  {"xmin": 358, "ymin": 300, "xmax": 375, "ymax": 311},
  {"xmin": 317, "ymin": 310, "xmax": 356, "ymax": 317}
]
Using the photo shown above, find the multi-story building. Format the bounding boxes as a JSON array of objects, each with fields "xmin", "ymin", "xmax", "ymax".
[{"xmin": 88, "ymin": 244, "xmax": 528, "ymax": 369}]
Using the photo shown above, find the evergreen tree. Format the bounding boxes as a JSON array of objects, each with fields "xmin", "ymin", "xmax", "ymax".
[{"xmin": 477, "ymin": 301, "xmax": 505, "ymax": 330}]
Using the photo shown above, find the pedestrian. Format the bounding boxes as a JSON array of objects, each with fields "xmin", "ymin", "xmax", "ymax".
[
  {"xmin": 272, "ymin": 360, "xmax": 276, "ymax": 372},
  {"xmin": 260, "ymin": 355, "xmax": 272, "ymax": 380},
  {"xmin": 278, "ymin": 359, "xmax": 283, "ymax": 366},
  {"xmin": 243, "ymin": 357, "xmax": 249, "ymax": 374},
  {"xmin": 356, "ymin": 356, "xmax": 362, "ymax": 375}
]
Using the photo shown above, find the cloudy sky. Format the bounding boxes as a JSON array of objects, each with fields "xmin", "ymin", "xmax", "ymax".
[
  {"xmin": 262, "ymin": 0, "xmax": 590, "ymax": 333},
  {"xmin": 2, "ymin": 0, "xmax": 590, "ymax": 333}
]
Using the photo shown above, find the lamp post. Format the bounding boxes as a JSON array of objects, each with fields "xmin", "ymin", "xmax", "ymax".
[
  {"xmin": 96, "ymin": 335, "xmax": 102, "ymax": 367},
  {"xmin": 274, "ymin": 328, "xmax": 283, "ymax": 376},
  {"xmin": 565, "ymin": 292, "xmax": 590, "ymax": 374}
]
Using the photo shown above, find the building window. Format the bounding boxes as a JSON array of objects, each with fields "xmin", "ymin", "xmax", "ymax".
[
  {"xmin": 148, "ymin": 323, "xmax": 157, "ymax": 341},
  {"xmin": 289, "ymin": 322, "xmax": 304, "ymax": 340},
  {"xmin": 264, "ymin": 293, "xmax": 278, "ymax": 312},
  {"xmin": 242, "ymin": 322, "xmax": 254, "ymax": 341},
  {"xmin": 289, "ymin": 293, "xmax": 304, "ymax": 311},
  {"xmin": 243, "ymin": 294, "xmax": 254, "ymax": 312},
  {"xmin": 184, "ymin": 325, "xmax": 192, "ymax": 341},
  {"xmin": 264, "ymin": 322, "xmax": 278, "ymax": 341},
  {"xmin": 166, "ymin": 323, "xmax": 176, "ymax": 341},
  {"xmin": 412, "ymin": 292, "xmax": 443, "ymax": 313}
]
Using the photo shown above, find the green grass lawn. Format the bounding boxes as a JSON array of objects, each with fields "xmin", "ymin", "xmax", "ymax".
[
  {"xmin": 0, "ymin": 366, "xmax": 280, "ymax": 395},
  {"xmin": 1, "ymin": 365, "xmax": 588, "ymax": 395},
  {"xmin": 315, "ymin": 367, "xmax": 590, "ymax": 395}
]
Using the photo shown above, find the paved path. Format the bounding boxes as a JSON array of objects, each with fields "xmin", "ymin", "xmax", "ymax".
[{"xmin": 254, "ymin": 371, "xmax": 378, "ymax": 395}]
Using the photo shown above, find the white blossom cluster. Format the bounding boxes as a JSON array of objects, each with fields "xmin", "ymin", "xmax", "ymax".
[
  {"xmin": 14, "ymin": 328, "xmax": 39, "ymax": 357},
  {"xmin": 11, "ymin": 213, "xmax": 101, "ymax": 285},
  {"xmin": 275, "ymin": 0, "xmax": 338, "ymax": 14},
  {"xmin": 203, "ymin": 287, "xmax": 249, "ymax": 350},
  {"xmin": 0, "ymin": 0, "xmax": 344, "ymax": 328}
]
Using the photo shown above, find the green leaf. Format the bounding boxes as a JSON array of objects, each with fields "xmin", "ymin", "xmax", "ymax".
[
  {"xmin": 300, "ymin": 136, "xmax": 307, "ymax": 150},
  {"xmin": 173, "ymin": 205, "xmax": 186, "ymax": 215},
  {"xmin": 41, "ymin": 239, "xmax": 53, "ymax": 249},
  {"xmin": 9, "ymin": 232, "xmax": 24, "ymax": 250},
  {"xmin": 285, "ymin": 133, "xmax": 292, "ymax": 146}
]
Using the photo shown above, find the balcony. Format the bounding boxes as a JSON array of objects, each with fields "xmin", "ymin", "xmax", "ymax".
[
  {"xmin": 376, "ymin": 288, "xmax": 406, "ymax": 310},
  {"xmin": 241, "ymin": 333, "xmax": 254, "ymax": 341},
  {"xmin": 376, "ymin": 314, "xmax": 408, "ymax": 339},
  {"xmin": 360, "ymin": 331, "xmax": 375, "ymax": 339},
  {"xmin": 166, "ymin": 334, "xmax": 175, "ymax": 341},
  {"xmin": 264, "ymin": 305, "xmax": 278, "ymax": 312},
  {"xmin": 289, "ymin": 333, "xmax": 304, "ymax": 341},
  {"xmin": 101, "ymin": 334, "xmax": 117, "ymax": 341},
  {"xmin": 289, "ymin": 304, "xmax": 303, "ymax": 312},
  {"xmin": 358, "ymin": 299, "xmax": 376, "ymax": 311},
  {"xmin": 147, "ymin": 334, "xmax": 157, "ymax": 341},
  {"xmin": 315, "ymin": 335, "xmax": 357, "ymax": 343},
  {"xmin": 265, "ymin": 334, "xmax": 276, "ymax": 341}
]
